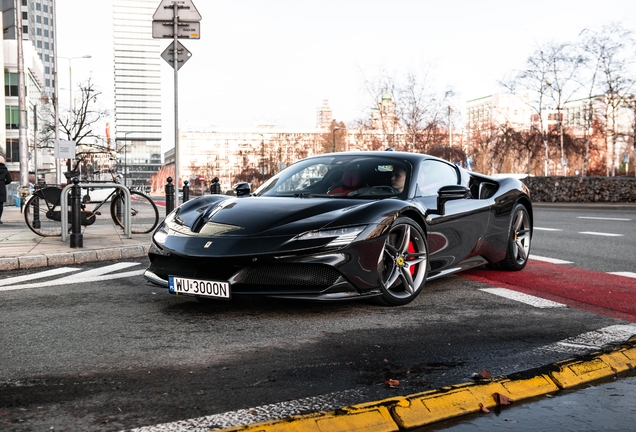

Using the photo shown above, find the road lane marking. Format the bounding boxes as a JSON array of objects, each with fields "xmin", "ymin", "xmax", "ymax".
[
  {"xmin": 609, "ymin": 272, "xmax": 636, "ymax": 279},
  {"xmin": 0, "ymin": 267, "xmax": 80, "ymax": 287},
  {"xmin": 0, "ymin": 263, "xmax": 143, "ymax": 291},
  {"xmin": 534, "ymin": 227, "xmax": 562, "ymax": 231},
  {"xmin": 577, "ymin": 216, "xmax": 631, "ymax": 221},
  {"xmin": 479, "ymin": 287, "xmax": 566, "ymax": 308},
  {"xmin": 529, "ymin": 255, "xmax": 573, "ymax": 264},
  {"xmin": 579, "ymin": 231, "xmax": 623, "ymax": 237}
]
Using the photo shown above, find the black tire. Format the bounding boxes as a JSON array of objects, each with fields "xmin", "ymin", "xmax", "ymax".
[
  {"xmin": 488, "ymin": 203, "xmax": 531, "ymax": 271},
  {"xmin": 110, "ymin": 191, "xmax": 159, "ymax": 234},
  {"xmin": 23, "ymin": 192, "xmax": 63, "ymax": 237},
  {"xmin": 374, "ymin": 217, "xmax": 429, "ymax": 306}
]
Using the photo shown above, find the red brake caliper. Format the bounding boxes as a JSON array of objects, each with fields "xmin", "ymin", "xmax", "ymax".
[{"xmin": 407, "ymin": 242, "xmax": 416, "ymax": 275}]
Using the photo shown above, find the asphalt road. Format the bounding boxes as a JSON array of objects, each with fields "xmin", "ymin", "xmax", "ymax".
[{"xmin": 0, "ymin": 206, "xmax": 634, "ymax": 431}]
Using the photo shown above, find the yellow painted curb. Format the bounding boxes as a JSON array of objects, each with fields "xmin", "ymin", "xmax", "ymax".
[
  {"xmin": 218, "ymin": 405, "xmax": 399, "ymax": 432},
  {"xmin": 549, "ymin": 347, "xmax": 635, "ymax": 389},
  {"xmin": 216, "ymin": 341, "xmax": 636, "ymax": 431},
  {"xmin": 391, "ymin": 374, "xmax": 559, "ymax": 429}
]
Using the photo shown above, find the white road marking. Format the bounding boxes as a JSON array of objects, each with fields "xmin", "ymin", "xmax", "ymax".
[
  {"xmin": 0, "ymin": 263, "xmax": 143, "ymax": 292},
  {"xmin": 609, "ymin": 272, "xmax": 636, "ymax": 279},
  {"xmin": 0, "ymin": 267, "xmax": 80, "ymax": 287},
  {"xmin": 534, "ymin": 227, "xmax": 562, "ymax": 231},
  {"xmin": 529, "ymin": 255, "xmax": 573, "ymax": 264},
  {"xmin": 123, "ymin": 325, "xmax": 636, "ymax": 432},
  {"xmin": 126, "ymin": 389, "xmax": 367, "ymax": 432},
  {"xmin": 537, "ymin": 324, "xmax": 636, "ymax": 354},
  {"xmin": 579, "ymin": 231, "xmax": 623, "ymax": 237},
  {"xmin": 577, "ymin": 216, "xmax": 631, "ymax": 221},
  {"xmin": 479, "ymin": 288, "xmax": 566, "ymax": 308}
]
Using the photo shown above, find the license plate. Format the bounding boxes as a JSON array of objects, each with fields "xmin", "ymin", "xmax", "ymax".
[{"xmin": 169, "ymin": 276, "xmax": 231, "ymax": 299}]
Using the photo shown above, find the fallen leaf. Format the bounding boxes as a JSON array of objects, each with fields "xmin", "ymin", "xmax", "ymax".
[
  {"xmin": 493, "ymin": 392, "xmax": 513, "ymax": 406},
  {"xmin": 472, "ymin": 369, "xmax": 492, "ymax": 380},
  {"xmin": 385, "ymin": 379, "xmax": 400, "ymax": 388},
  {"xmin": 117, "ymin": 407, "xmax": 123, "ymax": 412},
  {"xmin": 479, "ymin": 403, "xmax": 490, "ymax": 413}
]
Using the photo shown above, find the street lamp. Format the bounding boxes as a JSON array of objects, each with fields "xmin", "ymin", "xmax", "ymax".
[
  {"xmin": 332, "ymin": 127, "xmax": 340, "ymax": 153},
  {"xmin": 259, "ymin": 133, "xmax": 265, "ymax": 184},
  {"xmin": 59, "ymin": 55, "xmax": 92, "ymax": 113}
]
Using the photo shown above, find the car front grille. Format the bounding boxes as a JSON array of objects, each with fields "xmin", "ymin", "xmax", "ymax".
[
  {"xmin": 149, "ymin": 254, "xmax": 342, "ymax": 290},
  {"xmin": 238, "ymin": 264, "xmax": 340, "ymax": 287}
]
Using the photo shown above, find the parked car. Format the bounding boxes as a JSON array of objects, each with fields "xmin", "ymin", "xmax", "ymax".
[{"xmin": 144, "ymin": 151, "xmax": 532, "ymax": 306}]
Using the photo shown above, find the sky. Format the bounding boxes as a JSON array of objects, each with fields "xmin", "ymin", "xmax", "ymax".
[{"xmin": 56, "ymin": 0, "xmax": 636, "ymax": 153}]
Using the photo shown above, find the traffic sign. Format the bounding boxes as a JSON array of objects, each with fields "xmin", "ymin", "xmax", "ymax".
[
  {"xmin": 153, "ymin": 0, "xmax": 201, "ymax": 21},
  {"xmin": 160, "ymin": 41, "xmax": 192, "ymax": 70},
  {"xmin": 152, "ymin": 20, "xmax": 200, "ymax": 39},
  {"xmin": 199, "ymin": 175, "xmax": 205, "ymax": 181}
]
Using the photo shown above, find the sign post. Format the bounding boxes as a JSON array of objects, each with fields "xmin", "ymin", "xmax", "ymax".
[{"xmin": 153, "ymin": 0, "xmax": 201, "ymax": 209}]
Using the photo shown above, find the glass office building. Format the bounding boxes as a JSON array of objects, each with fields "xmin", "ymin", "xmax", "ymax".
[{"xmin": 113, "ymin": 0, "xmax": 162, "ymax": 189}]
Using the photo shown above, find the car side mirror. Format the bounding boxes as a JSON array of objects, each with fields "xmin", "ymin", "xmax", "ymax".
[
  {"xmin": 233, "ymin": 182, "xmax": 251, "ymax": 197},
  {"xmin": 429, "ymin": 185, "xmax": 471, "ymax": 216}
]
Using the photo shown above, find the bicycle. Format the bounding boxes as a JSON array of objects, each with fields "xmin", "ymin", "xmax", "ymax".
[{"xmin": 23, "ymin": 168, "xmax": 159, "ymax": 237}]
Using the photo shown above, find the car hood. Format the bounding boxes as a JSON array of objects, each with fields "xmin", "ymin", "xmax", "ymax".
[{"xmin": 177, "ymin": 196, "xmax": 377, "ymax": 237}]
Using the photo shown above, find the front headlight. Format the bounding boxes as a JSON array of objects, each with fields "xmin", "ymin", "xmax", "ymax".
[
  {"xmin": 294, "ymin": 225, "xmax": 367, "ymax": 247},
  {"xmin": 153, "ymin": 223, "xmax": 169, "ymax": 246},
  {"xmin": 153, "ymin": 211, "xmax": 177, "ymax": 246}
]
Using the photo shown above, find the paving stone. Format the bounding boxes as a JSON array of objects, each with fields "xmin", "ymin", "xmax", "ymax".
[
  {"xmin": 0, "ymin": 257, "xmax": 19, "ymax": 271},
  {"xmin": 18, "ymin": 255, "xmax": 48, "ymax": 269},
  {"xmin": 47, "ymin": 253, "xmax": 76, "ymax": 266},
  {"xmin": 96, "ymin": 248, "xmax": 122, "ymax": 261}
]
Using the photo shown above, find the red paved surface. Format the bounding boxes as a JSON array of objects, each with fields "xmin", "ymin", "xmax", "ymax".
[{"xmin": 463, "ymin": 261, "xmax": 636, "ymax": 323}]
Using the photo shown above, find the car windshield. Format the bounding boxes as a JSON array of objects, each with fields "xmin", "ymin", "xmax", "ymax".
[{"xmin": 255, "ymin": 155, "xmax": 411, "ymax": 198}]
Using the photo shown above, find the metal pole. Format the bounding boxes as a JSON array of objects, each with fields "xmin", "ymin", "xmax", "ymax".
[
  {"xmin": 53, "ymin": 0, "xmax": 61, "ymax": 185},
  {"xmin": 173, "ymin": 3, "xmax": 180, "ymax": 209},
  {"xmin": 34, "ymin": 104, "xmax": 38, "ymax": 184},
  {"xmin": 332, "ymin": 127, "xmax": 339, "ymax": 152},
  {"xmin": 16, "ymin": 0, "xmax": 29, "ymax": 187},
  {"xmin": 68, "ymin": 58, "xmax": 73, "ymax": 114}
]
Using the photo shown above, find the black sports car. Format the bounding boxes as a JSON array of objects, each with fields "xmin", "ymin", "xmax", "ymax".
[{"xmin": 144, "ymin": 151, "xmax": 532, "ymax": 306}]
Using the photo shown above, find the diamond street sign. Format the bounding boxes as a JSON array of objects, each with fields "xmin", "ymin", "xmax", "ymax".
[{"xmin": 161, "ymin": 41, "xmax": 192, "ymax": 70}]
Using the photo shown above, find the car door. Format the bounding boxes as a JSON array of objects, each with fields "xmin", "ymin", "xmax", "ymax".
[{"xmin": 413, "ymin": 160, "xmax": 491, "ymax": 274}]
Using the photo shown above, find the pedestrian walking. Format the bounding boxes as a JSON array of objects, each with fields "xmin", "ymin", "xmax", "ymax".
[{"xmin": 0, "ymin": 155, "xmax": 12, "ymax": 224}]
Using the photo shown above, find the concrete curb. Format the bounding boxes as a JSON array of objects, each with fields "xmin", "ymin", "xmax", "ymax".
[
  {"xmin": 219, "ymin": 337, "xmax": 636, "ymax": 431},
  {"xmin": 0, "ymin": 245, "xmax": 151, "ymax": 271}
]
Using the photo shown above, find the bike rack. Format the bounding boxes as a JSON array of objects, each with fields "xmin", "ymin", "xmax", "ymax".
[{"xmin": 60, "ymin": 183, "xmax": 132, "ymax": 241}]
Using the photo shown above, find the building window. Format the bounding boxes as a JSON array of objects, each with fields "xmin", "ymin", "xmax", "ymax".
[
  {"xmin": 22, "ymin": 11, "xmax": 27, "ymax": 20},
  {"xmin": 6, "ymin": 106, "xmax": 20, "ymax": 129},
  {"xmin": 23, "ymin": 25, "xmax": 28, "ymax": 34},
  {"xmin": 4, "ymin": 73, "xmax": 18, "ymax": 97},
  {"xmin": 5, "ymin": 139, "xmax": 19, "ymax": 162}
]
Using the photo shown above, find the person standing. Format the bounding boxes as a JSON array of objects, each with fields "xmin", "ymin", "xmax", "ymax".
[{"xmin": 0, "ymin": 155, "xmax": 12, "ymax": 224}]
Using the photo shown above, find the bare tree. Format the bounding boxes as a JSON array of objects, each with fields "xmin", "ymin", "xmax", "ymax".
[
  {"xmin": 580, "ymin": 23, "xmax": 635, "ymax": 176},
  {"xmin": 321, "ymin": 120, "xmax": 347, "ymax": 153},
  {"xmin": 542, "ymin": 42, "xmax": 585, "ymax": 175},
  {"xmin": 501, "ymin": 46, "xmax": 558, "ymax": 175}
]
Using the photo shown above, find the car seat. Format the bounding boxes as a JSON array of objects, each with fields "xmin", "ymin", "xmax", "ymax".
[{"xmin": 328, "ymin": 170, "xmax": 363, "ymax": 195}]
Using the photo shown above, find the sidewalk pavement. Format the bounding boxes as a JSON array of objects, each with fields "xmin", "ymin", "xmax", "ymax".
[{"xmin": 0, "ymin": 204, "xmax": 154, "ymax": 272}]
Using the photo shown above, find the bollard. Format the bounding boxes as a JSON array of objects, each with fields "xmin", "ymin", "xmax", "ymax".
[
  {"xmin": 210, "ymin": 177, "xmax": 221, "ymax": 194},
  {"xmin": 165, "ymin": 177, "xmax": 175, "ymax": 215},
  {"xmin": 70, "ymin": 178, "xmax": 83, "ymax": 248},
  {"xmin": 183, "ymin": 180, "xmax": 190, "ymax": 202},
  {"xmin": 32, "ymin": 194, "xmax": 41, "ymax": 229}
]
